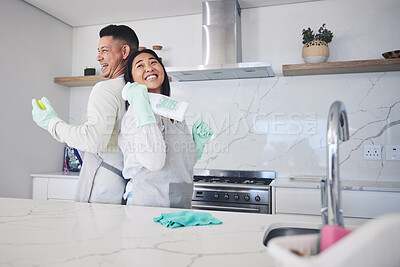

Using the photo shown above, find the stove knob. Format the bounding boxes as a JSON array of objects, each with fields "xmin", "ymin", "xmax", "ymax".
[
  {"xmin": 244, "ymin": 195, "xmax": 250, "ymax": 201},
  {"xmin": 213, "ymin": 193, "xmax": 219, "ymax": 199},
  {"xmin": 224, "ymin": 194, "xmax": 229, "ymax": 200},
  {"xmin": 234, "ymin": 194, "xmax": 240, "ymax": 201},
  {"xmin": 255, "ymin": 195, "xmax": 261, "ymax": 202}
]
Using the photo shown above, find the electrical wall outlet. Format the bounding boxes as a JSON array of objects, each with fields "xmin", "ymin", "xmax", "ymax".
[
  {"xmin": 364, "ymin": 145, "xmax": 382, "ymax": 160},
  {"xmin": 386, "ymin": 145, "xmax": 400, "ymax": 161}
]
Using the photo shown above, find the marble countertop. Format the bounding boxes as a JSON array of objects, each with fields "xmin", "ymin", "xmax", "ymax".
[
  {"xmin": 271, "ymin": 177, "xmax": 400, "ymax": 192},
  {"xmin": 0, "ymin": 198, "xmax": 366, "ymax": 267}
]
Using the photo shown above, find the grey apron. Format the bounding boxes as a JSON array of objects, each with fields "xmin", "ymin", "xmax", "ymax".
[
  {"xmin": 129, "ymin": 118, "xmax": 196, "ymax": 208},
  {"xmin": 75, "ymin": 152, "xmax": 126, "ymax": 204}
]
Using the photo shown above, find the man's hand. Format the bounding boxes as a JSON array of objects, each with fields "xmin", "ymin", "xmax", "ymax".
[{"xmin": 32, "ymin": 97, "xmax": 59, "ymax": 131}]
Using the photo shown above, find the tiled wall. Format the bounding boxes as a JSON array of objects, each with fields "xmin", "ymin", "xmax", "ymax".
[{"xmin": 171, "ymin": 72, "xmax": 400, "ymax": 181}]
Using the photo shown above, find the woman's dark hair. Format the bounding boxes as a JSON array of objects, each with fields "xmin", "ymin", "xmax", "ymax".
[{"xmin": 124, "ymin": 49, "xmax": 170, "ymax": 97}]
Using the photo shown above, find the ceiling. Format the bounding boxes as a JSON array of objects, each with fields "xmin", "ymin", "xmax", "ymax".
[{"xmin": 24, "ymin": 0, "xmax": 321, "ymax": 27}]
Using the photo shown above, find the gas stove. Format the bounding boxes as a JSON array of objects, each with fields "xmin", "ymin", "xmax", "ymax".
[{"xmin": 192, "ymin": 169, "xmax": 276, "ymax": 214}]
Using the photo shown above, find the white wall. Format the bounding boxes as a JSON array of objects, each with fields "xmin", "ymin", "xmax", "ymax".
[
  {"xmin": 0, "ymin": 0, "xmax": 72, "ymax": 198},
  {"xmin": 242, "ymin": 0, "xmax": 400, "ymax": 74},
  {"xmin": 70, "ymin": 0, "xmax": 400, "ymax": 181},
  {"xmin": 71, "ymin": 14, "xmax": 202, "ymax": 75},
  {"xmin": 71, "ymin": 0, "xmax": 400, "ymax": 76}
]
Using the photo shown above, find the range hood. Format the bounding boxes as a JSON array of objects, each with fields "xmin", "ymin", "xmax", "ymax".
[{"xmin": 166, "ymin": 0, "xmax": 274, "ymax": 82}]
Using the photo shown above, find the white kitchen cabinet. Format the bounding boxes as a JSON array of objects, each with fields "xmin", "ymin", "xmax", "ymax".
[
  {"xmin": 341, "ymin": 190, "xmax": 400, "ymax": 218},
  {"xmin": 273, "ymin": 184, "xmax": 400, "ymax": 219},
  {"xmin": 274, "ymin": 187, "xmax": 320, "ymax": 216},
  {"xmin": 31, "ymin": 172, "xmax": 79, "ymax": 201}
]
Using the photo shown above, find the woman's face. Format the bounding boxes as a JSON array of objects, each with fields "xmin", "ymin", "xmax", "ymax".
[{"xmin": 131, "ymin": 53, "xmax": 165, "ymax": 94}]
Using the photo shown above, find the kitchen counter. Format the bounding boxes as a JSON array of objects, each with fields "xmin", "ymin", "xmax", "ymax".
[
  {"xmin": 0, "ymin": 197, "xmax": 366, "ymax": 267},
  {"xmin": 30, "ymin": 172, "xmax": 80, "ymax": 201},
  {"xmin": 272, "ymin": 177, "xmax": 400, "ymax": 192},
  {"xmin": 30, "ymin": 171, "xmax": 80, "ymax": 179},
  {"xmin": 31, "ymin": 173, "xmax": 400, "ymax": 192}
]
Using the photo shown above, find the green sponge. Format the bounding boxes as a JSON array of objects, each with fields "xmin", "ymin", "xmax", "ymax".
[{"xmin": 37, "ymin": 99, "xmax": 46, "ymax": 110}]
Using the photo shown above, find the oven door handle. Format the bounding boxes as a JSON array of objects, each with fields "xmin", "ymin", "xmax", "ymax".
[{"xmin": 191, "ymin": 204, "xmax": 260, "ymax": 212}]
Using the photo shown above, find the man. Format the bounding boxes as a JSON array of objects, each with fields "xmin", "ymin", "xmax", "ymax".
[{"xmin": 32, "ymin": 25, "xmax": 139, "ymax": 204}]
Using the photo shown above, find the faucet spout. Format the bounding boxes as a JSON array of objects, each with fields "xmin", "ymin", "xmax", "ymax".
[{"xmin": 321, "ymin": 101, "xmax": 349, "ymax": 226}]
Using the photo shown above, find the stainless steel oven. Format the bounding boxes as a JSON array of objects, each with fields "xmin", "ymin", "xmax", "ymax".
[{"xmin": 192, "ymin": 169, "xmax": 275, "ymax": 214}]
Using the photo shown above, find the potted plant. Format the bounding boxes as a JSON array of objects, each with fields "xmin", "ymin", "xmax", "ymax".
[{"xmin": 302, "ymin": 23, "xmax": 333, "ymax": 63}]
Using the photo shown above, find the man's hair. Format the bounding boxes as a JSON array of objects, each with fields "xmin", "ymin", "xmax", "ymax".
[{"xmin": 99, "ymin": 25, "xmax": 139, "ymax": 54}]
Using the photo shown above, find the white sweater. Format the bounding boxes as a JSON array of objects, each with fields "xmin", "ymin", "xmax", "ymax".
[
  {"xmin": 49, "ymin": 75, "xmax": 126, "ymax": 169},
  {"xmin": 118, "ymin": 109, "xmax": 166, "ymax": 179}
]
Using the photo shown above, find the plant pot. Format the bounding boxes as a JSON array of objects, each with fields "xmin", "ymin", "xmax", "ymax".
[{"xmin": 302, "ymin": 40, "xmax": 329, "ymax": 63}]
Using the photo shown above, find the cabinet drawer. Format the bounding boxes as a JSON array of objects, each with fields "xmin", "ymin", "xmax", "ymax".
[
  {"xmin": 275, "ymin": 186, "xmax": 400, "ymax": 219},
  {"xmin": 275, "ymin": 187, "xmax": 320, "ymax": 215},
  {"xmin": 48, "ymin": 178, "xmax": 78, "ymax": 200},
  {"xmin": 342, "ymin": 190, "xmax": 400, "ymax": 218},
  {"xmin": 32, "ymin": 177, "xmax": 49, "ymax": 200}
]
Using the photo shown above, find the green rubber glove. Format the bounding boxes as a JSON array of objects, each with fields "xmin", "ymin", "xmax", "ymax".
[
  {"xmin": 192, "ymin": 118, "xmax": 214, "ymax": 161},
  {"xmin": 31, "ymin": 97, "xmax": 59, "ymax": 131},
  {"xmin": 122, "ymin": 82, "xmax": 156, "ymax": 127}
]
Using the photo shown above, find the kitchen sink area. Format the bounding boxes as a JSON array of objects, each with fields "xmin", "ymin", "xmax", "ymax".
[
  {"xmin": 265, "ymin": 213, "xmax": 400, "ymax": 267},
  {"xmin": 262, "ymin": 101, "xmax": 400, "ymax": 266},
  {"xmin": 263, "ymin": 223, "xmax": 320, "ymax": 246},
  {"xmin": 264, "ymin": 100, "xmax": 347, "ymax": 247}
]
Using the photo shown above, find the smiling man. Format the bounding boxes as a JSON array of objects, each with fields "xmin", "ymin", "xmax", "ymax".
[{"xmin": 31, "ymin": 25, "xmax": 139, "ymax": 204}]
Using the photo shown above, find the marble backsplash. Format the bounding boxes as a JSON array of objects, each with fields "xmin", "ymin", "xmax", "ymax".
[
  {"xmin": 69, "ymin": 72, "xmax": 400, "ymax": 182},
  {"xmin": 170, "ymin": 72, "xmax": 400, "ymax": 181}
]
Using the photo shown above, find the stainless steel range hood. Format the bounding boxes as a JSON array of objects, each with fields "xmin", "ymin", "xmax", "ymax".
[{"xmin": 166, "ymin": 0, "xmax": 274, "ymax": 82}]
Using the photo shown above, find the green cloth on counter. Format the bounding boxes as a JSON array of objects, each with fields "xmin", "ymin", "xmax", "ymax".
[{"xmin": 154, "ymin": 210, "xmax": 223, "ymax": 229}]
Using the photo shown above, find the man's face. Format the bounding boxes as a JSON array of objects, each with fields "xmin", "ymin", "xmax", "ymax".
[{"xmin": 97, "ymin": 36, "xmax": 126, "ymax": 79}]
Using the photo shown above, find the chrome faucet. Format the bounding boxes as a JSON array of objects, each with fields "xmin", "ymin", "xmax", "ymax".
[{"xmin": 321, "ymin": 101, "xmax": 349, "ymax": 226}]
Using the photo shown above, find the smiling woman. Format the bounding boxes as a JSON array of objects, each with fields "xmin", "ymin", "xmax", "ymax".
[
  {"xmin": 118, "ymin": 49, "xmax": 213, "ymax": 208},
  {"xmin": 124, "ymin": 49, "xmax": 170, "ymax": 96},
  {"xmin": 131, "ymin": 52, "xmax": 165, "ymax": 94}
]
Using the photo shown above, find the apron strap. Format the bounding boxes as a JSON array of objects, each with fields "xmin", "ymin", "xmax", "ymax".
[
  {"xmin": 100, "ymin": 161, "xmax": 128, "ymax": 205},
  {"xmin": 100, "ymin": 161, "xmax": 123, "ymax": 178}
]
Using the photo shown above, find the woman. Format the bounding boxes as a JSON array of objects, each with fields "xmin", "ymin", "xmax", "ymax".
[{"xmin": 118, "ymin": 49, "xmax": 213, "ymax": 208}]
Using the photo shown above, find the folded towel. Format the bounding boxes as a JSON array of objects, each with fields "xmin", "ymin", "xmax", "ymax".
[
  {"xmin": 154, "ymin": 210, "xmax": 223, "ymax": 229},
  {"xmin": 148, "ymin": 93, "xmax": 189, "ymax": 122}
]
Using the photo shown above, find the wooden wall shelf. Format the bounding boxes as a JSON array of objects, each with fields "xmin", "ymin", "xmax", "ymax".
[
  {"xmin": 54, "ymin": 76, "xmax": 108, "ymax": 87},
  {"xmin": 282, "ymin": 58, "xmax": 400, "ymax": 76},
  {"xmin": 55, "ymin": 59, "xmax": 400, "ymax": 86},
  {"xmin": 55, "ymin": 75, "xmax": 173, "ymax": 87}
]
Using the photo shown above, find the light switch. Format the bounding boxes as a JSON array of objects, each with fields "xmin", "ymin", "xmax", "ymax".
[{"xmin": 386, "ymin": 145, "xmax": 400, "ymax": 161}]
